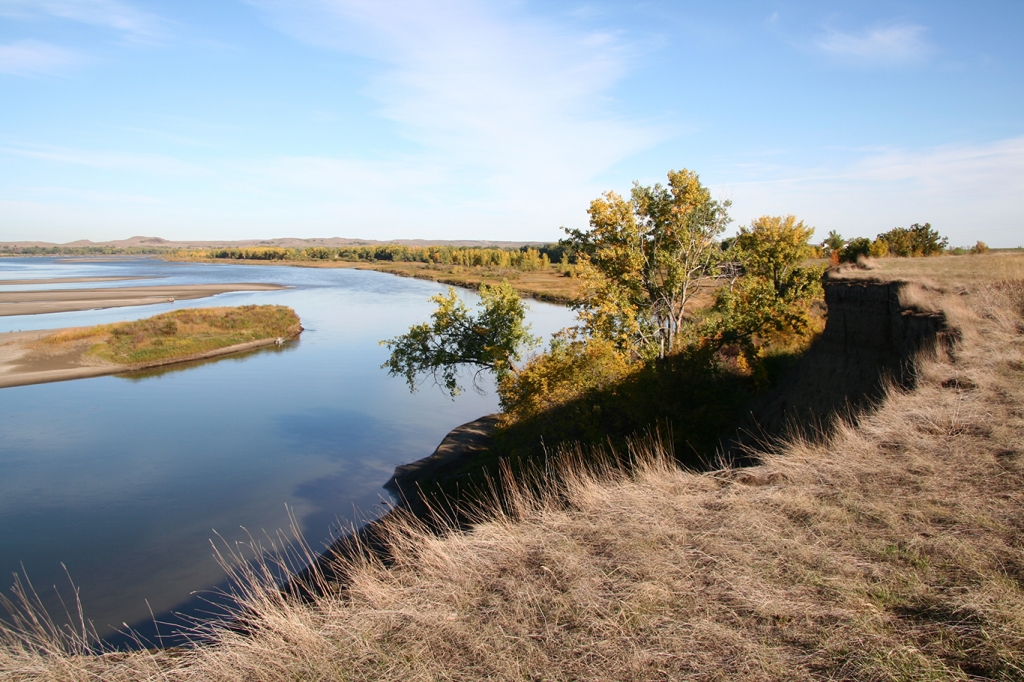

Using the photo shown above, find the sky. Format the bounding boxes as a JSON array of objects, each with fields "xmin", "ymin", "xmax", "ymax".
[{"xmin": 1, "ymin": 1, "xmax": 1022, "ymax": 246}]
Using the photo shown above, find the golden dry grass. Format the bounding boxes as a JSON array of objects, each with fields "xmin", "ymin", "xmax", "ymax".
[
  {"xmin": 834, "ymin": 251, "xmax": 1024, "ymax": 287},
  {"xmin": 2, "ymin": 261, "xmax": 1023, "ymax": 680}
]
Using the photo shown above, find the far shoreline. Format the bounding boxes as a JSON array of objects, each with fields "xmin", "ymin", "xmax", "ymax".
[{"xmin": 161, "ymin": 256, "xmax": 580, "ymax": 305}]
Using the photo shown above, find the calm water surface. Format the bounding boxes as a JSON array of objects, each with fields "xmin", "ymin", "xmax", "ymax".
[{"xmin": 0, "ymin": 257, "xmax": 574, "ymax": 644}]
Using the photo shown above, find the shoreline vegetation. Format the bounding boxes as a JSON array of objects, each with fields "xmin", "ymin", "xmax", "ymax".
[
  {"xmin": 0, "ymin": 305, "xmax": 302, "ymax": 389},
  {"xmin": 167, "ymin": 246, "xmax": 585, "ymax": 304},
  {"xmin": 4, "ymin": 237, "xmax": 1018, "ymax": 306}
]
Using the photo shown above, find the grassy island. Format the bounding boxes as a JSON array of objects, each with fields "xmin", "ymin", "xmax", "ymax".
[{"xmin": 32, "ymin": 305, "xmax": 301, "ymax": 366}]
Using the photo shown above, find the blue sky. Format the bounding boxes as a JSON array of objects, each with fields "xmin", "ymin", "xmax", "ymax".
[{"xmin": 1, "ymin": 1, "xmax": 1021, "ymax": 246}]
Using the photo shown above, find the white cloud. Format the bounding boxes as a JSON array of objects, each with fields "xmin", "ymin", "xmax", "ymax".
[
  {"xmin": 244, "ymin": 0, "xmax": 665, "ymax": 237},
  {"xmin": 0, "ymin": 144, "xmax": 206, "ymax": 176},
  {"xmin": 0, "ymin": 0, "xmax": 167, "ymax": 42},
  {"xmin": 716, "ymin": 136, "xmax": 1024, "ymax": 247},
  {"xmin": 0, "ymin": 39, "xmax": 81, "ymax": 76},
  {"xmin": 813, "ymin": 23, "xmax": 932, "ymax": 67}
]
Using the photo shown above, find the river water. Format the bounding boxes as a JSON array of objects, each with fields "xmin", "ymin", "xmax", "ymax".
[{"xmin": 0, "ymin": 257, "xmax": 574, "ymax": 645}]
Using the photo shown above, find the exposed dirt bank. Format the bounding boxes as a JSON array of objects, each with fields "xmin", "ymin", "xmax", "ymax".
[
  {"xmin": 0, "ymin": 283, "xmax": 288, "ymax": 317},
  {"xmin": 385, "ymin": 415, "xmax": 501, "ymax": 515},
  {"xmin": 724, "ymin": 273, "xmax": 957, "ymax": 456}
]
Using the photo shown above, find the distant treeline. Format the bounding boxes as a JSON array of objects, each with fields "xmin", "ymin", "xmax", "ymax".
[
  {"xmin": 0, "ymin": 245, "xmax": 170, "ymax": 256},
  {"xmin": 4, "ymin": 228, "xmax": 1007, "ymax": 263},
  {"xmin": 181, "ymin": 244, "xmax": 569, "ymax": 270}
]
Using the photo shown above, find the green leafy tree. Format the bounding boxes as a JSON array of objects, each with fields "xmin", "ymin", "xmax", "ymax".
[
  {"xmin": 733, "ymin": 215, "xmax": 817, "ymax": 296},
  {"xmin": 875, "ymin": 223, "xmax": 948, "ymax": 257},
  {"xmin": 822, "ymin": 230, "xmax": 845, "ymax": 264},
  {"xmin": 712, "ymin": 215, "xmax": 825, "ymax": 365},
  {"xmin": 562, "ymin": 168, "xmax": 732, "ymax": 359},
  {"xmin": 840, "ymin": 237, "xmax": 872, "ymax": 263},
  {"xmin": 380, "ymin": 282, "xmax": 539, "ymax": 398}
]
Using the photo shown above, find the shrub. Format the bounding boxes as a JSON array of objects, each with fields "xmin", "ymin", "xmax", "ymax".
[
  {"xmin": 840, "ymin": 237, "xmax": 872, "ymax": 263},
  {"xmin": 499, "ymin": 336, "xmax": 632, "ymax": 422}
]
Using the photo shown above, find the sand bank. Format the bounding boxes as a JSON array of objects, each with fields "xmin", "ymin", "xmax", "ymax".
[
  {"xmin": 0, "ymin": 282, "xmax": 287, "ymax": 316},
  {"xmin": 0, "ymin": 326, "xmax": 299, "ymax": 389},
  {"xmin": 0, "ymin": 276, "xmax": 150, "ymax": 285}
]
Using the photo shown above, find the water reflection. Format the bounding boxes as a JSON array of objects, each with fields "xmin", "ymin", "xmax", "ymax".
[
  {"xmin": 0, "ymin": 257, "xmax": 575, "ymax": 645},
  {"xmin": 116, "ymin": 339, "xmax": 300, "ymax": 382}
]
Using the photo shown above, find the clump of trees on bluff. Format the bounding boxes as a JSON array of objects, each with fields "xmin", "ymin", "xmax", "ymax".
[
  {"xmin": 381, "ymin": 168, "xmax": 958, "ymax": 478},
  {"xmin": 383, "ymin": 170, "xmax": 824, "ymax": 447}
]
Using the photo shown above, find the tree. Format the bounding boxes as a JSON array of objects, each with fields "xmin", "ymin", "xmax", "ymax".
[
  {"xmin": 840, "ymin": 237, "xmax": 872, "ymax": 263},
  {"xmin": 380, "ymin": 282, "xmax": 539, "ymax": 398},
  {"xmin": 822, "ymin": 230, "xmax": 845, "ymax": 265},
  {"xmin": 733, "ymin": 215, "xmax": 817, "ymax": 296},
  {"xmin": 562, "ymin": 168, "xmax": 732, "ymax": 359},
  {"xmin": 875, "ymin": 223, "xmax": 948, "ymax": 257},
  {"xmin": 819, "ymin": 229, "xmax": 843, "ymax": 253},
  {"xmin": 712, "ymin": 215, "xmax": 825, "ymax": 364}
]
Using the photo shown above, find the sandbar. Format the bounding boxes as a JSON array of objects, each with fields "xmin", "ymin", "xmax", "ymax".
[
  {"xmin": 0, "ymin": 283, "xmax": 287, "ymax": 316},
  {"xmin": 0, "ymin": 276, "xmax": 151, "ymax": 285},
  {"xmin": 0, "ymin": 326, "xmax": 299, "ymax": 389}
]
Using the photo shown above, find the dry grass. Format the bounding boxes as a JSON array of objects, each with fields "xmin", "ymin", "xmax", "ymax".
[
  {"xmin": 834, "ymin": 252, "xmax": 1024, "ymax": 287},
  {"xmin": 3, "ymin": 265, "xmax": 1024, "ymax": 680}
]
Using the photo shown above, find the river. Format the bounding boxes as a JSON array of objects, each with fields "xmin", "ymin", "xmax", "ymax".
[{"xmin": 0, "ymin": 257, "xmax": 575, "ymax": 646}]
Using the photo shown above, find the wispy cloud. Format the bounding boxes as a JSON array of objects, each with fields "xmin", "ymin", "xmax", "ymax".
[
  {"xmin": 812, "ymin": 23, "xmax": 932, "ymax": 67},
  {"xmin": 717, "ymin": 136, "xmax": 1024, "ymax": 246},
  {"xmin": 245, "ymin": 0, "xmax": 665, "ymax": 237},
  {"xmin": 0, "ymin": 144, "xmax": 205, "ymax": 176},
  {"xmin": 0, "ymin": 39, "xmax": 81, "ymax": 76},
  {"xmin": 0, "ymin": 0, "xmax": 168, "ymax": 42}
]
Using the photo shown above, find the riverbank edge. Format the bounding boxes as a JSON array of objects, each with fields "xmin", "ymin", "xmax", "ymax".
[
  {"xmin": 291, "ymin": 272, "xmax": 955, "ymax": 592},
  {"xmin": 384, "ymin": 414, "xmax": 501, "ymax": 512},
  {"xmin": 0, "ymin": 325, "xmax": 302, "ymax": 389},
  {"xmin": 161, "ymin": 257, "xmax": 578, "ymax": 305}
]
